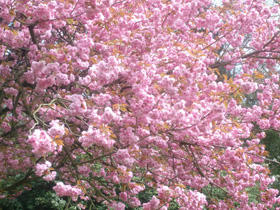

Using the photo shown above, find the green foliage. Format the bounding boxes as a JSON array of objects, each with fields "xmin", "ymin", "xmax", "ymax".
[
  {"xmin": 0, "ymin": 179, "xmax": 76, "ymax": 210},
  {"xmin": 259, "ymin": 129, "xmax": 280, "ymax": 210},
  {"xmin": 202, "ymin": 184, "xmax": 228, "ymax": 202},
  {"xmin": 0, "ymin": 180, "xmax": 66, "ymax": 210},
  {"xmin": 0, "ymin": 197, "xmax": 23, "ymax": 210},
  {"xmin": 261, "ymin": 130, "xmax": 280, "ymax": 190},
  {"xmin": 34, "ymin": 191, "xmax": 66, "ymax": 210},
  {"xmin": 0, "ymin": 172, "xmax": 28, "ymax": 196},
  {"xmin": 201, "ymin": 183, "xmax": 262, "ymax": 208},
  {"xmin": 0, "ymin": 177, "xmax": 127, "ymax": 210},
  {"xmin": 262, "ymin": 130, "xmax": 280, "ymax": 174},
  {"xmin": 246, "ymin": 184, "xmax": 261, "ymax": 204},
  {"xmin": 168, "ymin": 199, "xmax": 179, "ymax": 210},
  {"xmin": 93, "ymin": 203, "xmax": 107, "ymax": 210},
  {"xmin": 138, "ymin": 186, "xmax": 157, "ymax": 203}
]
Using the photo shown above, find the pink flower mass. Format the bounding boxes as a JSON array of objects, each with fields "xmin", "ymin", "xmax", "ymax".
[
  {"xmin": 27, "ymin": 129, "xmax": 57, "ymax": 156},
  {"xmin": 1, "ymin": 0, "xmax": 280, "ymax": 209}
]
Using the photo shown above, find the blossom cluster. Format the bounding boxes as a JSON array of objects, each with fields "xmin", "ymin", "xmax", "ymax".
[{"xmin": 1, "ymin": 0, "xmax": 280, "ymax": 209}]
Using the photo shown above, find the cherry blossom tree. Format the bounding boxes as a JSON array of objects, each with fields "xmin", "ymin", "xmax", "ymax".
[{"xmin": 1, "ymin": 0, "xmax": 280, "ymax": 209}]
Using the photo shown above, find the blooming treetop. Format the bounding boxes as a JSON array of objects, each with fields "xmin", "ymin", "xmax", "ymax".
[{"xmin": 1, "ymin": 0, "xmax": 280, "ymax": 209}]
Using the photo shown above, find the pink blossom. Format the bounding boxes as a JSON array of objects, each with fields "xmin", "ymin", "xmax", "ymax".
[
  {"xmin": 44, "ymin": 171, "xmax": 57, "ymax": 181},
  {"xmin": 258, "ymin": 119, "xmax": 271, "ymax": 130},
  {"xmin": 143, "ymin": 196, "xmax": 160, "ymax": 210},
  {"xmin": 1, "ymin": 0, "xmax": 280, "ymax": 208},
  {"xmin": 53, "ymin": 182, "xmax": 83, "ymax": 201},
  {"xmin": 67, "ymin": 94, "xmax": 87, "ymax": 114},
  {"xmin": 108, "ymin": 202, "xmax": 125, "ymax": 210},
  {"xmin": 4, "ymin": 87, "xmax": 18, "ymax": 96},
  {"xmin": 129, "ymin": 197, "xmax": 141, "ymax": 207},
  {"xmin": 27, "ymin": 129, "xmax": 57, "ymax": 156},
  {"xmin": 35, "ymin": 161, "xmax": 52, "ymax": 176},
  {"xmin": 114, "ymin": 149, "xmax": 135, "ymax": 167},
  {"xmin": 48, "ymin": 120, "xmax": 65, "ymax": 138}
]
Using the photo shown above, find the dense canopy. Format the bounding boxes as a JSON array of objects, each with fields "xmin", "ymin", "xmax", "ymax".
[{"xmin": 1, "ymin": 0, "xmax": 280, "ymax": 209}]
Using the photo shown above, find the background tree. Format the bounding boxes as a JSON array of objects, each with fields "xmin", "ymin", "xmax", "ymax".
[{"xmin": 1, "ymin": 0, "xmax": 280, "ymax": 209}]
